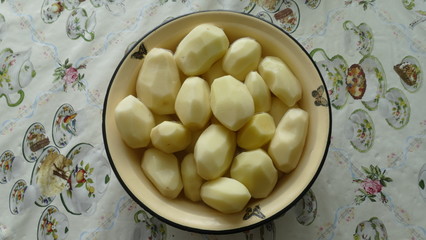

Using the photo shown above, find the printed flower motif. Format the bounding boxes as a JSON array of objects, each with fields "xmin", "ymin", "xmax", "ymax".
[
  {"xmin": 63, "ymin": 67, "xmax": 79, "ymax": 84},
  {"xmin": 53, "ymin": 58, "xmax": 86, "ymax": 91},
  {"xmin": 353, "ymin": 165, "xmax": 392, "ymax": 204},
  {"xmin": 361, "ymin": 179, "xmax": 382, "ymax": 195}
]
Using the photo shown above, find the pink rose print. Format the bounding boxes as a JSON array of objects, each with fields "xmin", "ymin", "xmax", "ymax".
[
  {"xmin": 361, "ymin": 178, "xmax": 382, "ymax": 195},
  {"xmin": 63, "ymin": 67, "xmax": 78, "ymax": 84},
  {"xmin": 353, "ymin": 165, "xmax": 392, "ymax": 204},
  {"xmin": 53, "ymin": 59, "xmax": 86, "ymax": 91}
]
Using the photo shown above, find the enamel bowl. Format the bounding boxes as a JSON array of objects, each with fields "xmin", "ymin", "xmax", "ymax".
[{"xmin": 102, "ymin": 10, "xmax": 331, "ymax": 234}]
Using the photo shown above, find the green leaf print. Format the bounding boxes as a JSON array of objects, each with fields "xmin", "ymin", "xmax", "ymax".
[
  {"xmin": 403, "ymin": 0, "xmax": 415, "ymax": 10},
  {"xmin": 420, "ymin": 180, "xmax": 425, "ymax": 190}
]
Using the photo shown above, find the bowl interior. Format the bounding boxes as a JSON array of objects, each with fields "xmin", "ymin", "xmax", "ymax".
[{"xmin": 103, "ymin": 11, "xmax": 331, "ymax": 233}]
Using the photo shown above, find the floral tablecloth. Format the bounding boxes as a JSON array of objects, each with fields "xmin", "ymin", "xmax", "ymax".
[{"xmin": 1, "ymin": 0, "xmax": 425, "ymax": 239}]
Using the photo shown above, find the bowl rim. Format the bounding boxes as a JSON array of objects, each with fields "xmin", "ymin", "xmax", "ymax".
[{"xmin": 102, "ymin": 9, "xmax": 332, "ymax": 235}]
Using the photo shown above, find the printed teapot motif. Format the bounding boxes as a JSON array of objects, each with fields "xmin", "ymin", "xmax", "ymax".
[{"xmin": 0, "ymin": 48, "xmax": 36, "ymax": 107}]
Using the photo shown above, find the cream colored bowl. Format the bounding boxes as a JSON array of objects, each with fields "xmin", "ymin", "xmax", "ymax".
[{"xmin": 102, "ymin": 10, "xmax": 331, "ymax": 234}]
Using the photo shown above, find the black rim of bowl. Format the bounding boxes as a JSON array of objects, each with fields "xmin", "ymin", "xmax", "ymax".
[{"xmin": 102, "ymin": 9, "xmax": 332, "ymax": 235}]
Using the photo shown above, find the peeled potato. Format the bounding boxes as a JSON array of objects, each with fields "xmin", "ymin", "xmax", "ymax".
[
  {"xmin": 210, "ymin": 75, "xmax": 255, "ymax": 131},
  {"xmin": 175, "ymin": 77, "xmax": 211, "ymax": 130},
  {"xmin": 258, "ymin": 56, "xmax": 302, "ymax": 107},
  {"xmin": 174, "ymin": 24, "xmax": 229, "ymax": 76},
  {"xmin": 268, "ymin": 108, "xmax": 309, "ymax": 173},
  {"xmin": 136, "ymin": 48, "xmax": 181, "ymax": 115},
  {"xmin": 222, "ymin": 37, "xmax": 261, "ymax": 81},
  {"xmin": 194, "ymin": 124, "xmax": 236, "ymax": 180},
  {"xmin": 181, "ymin": 153, "xmax": 204, "ymax": 202},
  {"xmin": 245, "ymin": 71, "xmax": 271, "ymax": 113},
  {"xmin": 237, "ymin": 112, "xmax": 275, "ymax": 150},
  {"xmin": 200, "ymin": 177, "xmax": 251, "ymax": 214},
  {"xmin": 114, "ymin": 95, "xmax": 155, "ymax": 148},
  {"xmin": 141, "ymin": 148, "xmax": 183, "ymax": 199},
  {"xmin": 150, "ymin": 121, "xmax": 191, "ymax": 153},
  {"xmin": 269, "ymin": 96, "xmax": 289, "ymax": 126},
  {"xmin": 230, "ymin": 149, "xmax": 278, "ymax": 198}
]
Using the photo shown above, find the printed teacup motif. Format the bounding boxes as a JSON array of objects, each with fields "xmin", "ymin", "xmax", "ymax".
[
  {"xmin": 394, "ymin": 56, "xmax": 422, "ymax": 92},
  {"xmin": 345, "ymin": 109, "xmax": 375, "ymax": 152},
  {"xmin": 9, "ymin": 179, "xmax": 27, "ymax": 215},
  {"xmin": 22, "ymin": 122, "xmax": 50, "ymax": 163},
  {"xmin": 358, "ymin": 55, "xmax": 386, "ymax": 111},
  {"xmin": 0, "ymin": 150, "xmax": 14, "ymax": 184},
  {"xmin": 343, "ymin": 21, "xmax": 374, "ymax": 56},
  {"xmin": 30, "ymin": 146, "xmax": 61, "ymax": 207},
  {"xmin": 310, "ymin": 48, "xmax": 349, "ymax": 109},
  {"xmin": 294, "ymin": 189, "xmax": 317, "ymax": 226},
  {"xmin": 379, "ymin": 88, "xmax": 410, "ymax": 129},
  {"xmin": 66, "ymin": 8, "xmax": 96, "ymax": 41},
  {"xmin": 61, "ymin": 143, "xmax": 111, "ymax": 215},
  {"xmin": 41, "ymin": 0, "xmax": 85, "ymax": 23},
  {"xmin": 37, "ymin": 205, "xmax": 69, "ymax": 240},
  {"xmin": 353, "ymin": 217, "xmax": 388, "ymax": 240},
  {"xmin": 53, "ymin": 103, "xmax": 78, "ymax": 148},
  {"xmin": 0, "ymin": 48, "xmax": 36, "ymax": 107}
]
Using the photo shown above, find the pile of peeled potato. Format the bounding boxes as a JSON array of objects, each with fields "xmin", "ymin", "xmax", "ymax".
[{"xmin": 114, "ymin": 24, "xmax": 309, "ymax": 214}]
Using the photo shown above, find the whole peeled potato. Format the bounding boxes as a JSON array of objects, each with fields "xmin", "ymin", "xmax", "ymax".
[
  {"xmin": 136, "ymin": 48, "xmax": 181, "ymax": 115},
  {"xmin": 174, "ymin": 24, "xmax": 229, "ymax": 76},
  {"xmin": 237, "ymin": 112, "xmax": 275, "ymax": 150},
  {"xmin": 222, "ymin": 37, "xmax": 261, "ymax": 81},
  {"xmin": 268, "ymin": 108, "xmax": 309, "ymax": 173},
  {"xmin": 150, "ymin": 121, "xmax": 191, "ymax": 153},
  {"xmin": 230, "ymin": 149, "xmax": 278, "ymax": 198},
  {"xmin": 114, "ymin": 95, "xmax": 155, "ymax": 149},
  {"xmin": 141, "ymin": 148, "xmax": 183, "ymax": 199},
  {"xmin": 210, "ymin": 75, "xmax": 255, "ymax": 131},
  {"xmin": 175, "ymin": 76, "xmax": 211, "ymax": 130},
  {"xmin": 194, "ymin": 124, "xmax": 236, "ymax": 180},
  {"xmin": 258, "ymin": 56, "xmax": 302, "ymax": 107},
  {"xmin": 200, "ymin": 177, "xmax": 251, "ymax": 214}
]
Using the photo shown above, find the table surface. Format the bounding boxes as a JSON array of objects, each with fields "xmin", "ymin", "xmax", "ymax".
[{"xmin": 1, "ymin": 0, "xmax": 426, "ymax": 239}]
